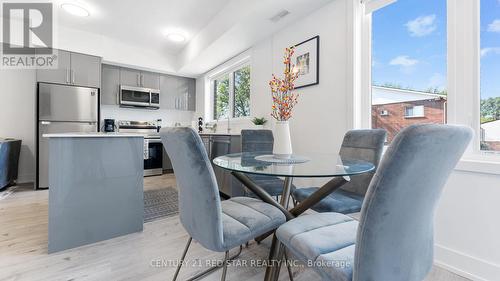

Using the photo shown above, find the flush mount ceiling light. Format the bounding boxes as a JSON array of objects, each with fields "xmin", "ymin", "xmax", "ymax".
[
  {"xmin": 61, "ymin": 3, "xmax": 90, "ymax": 17},
  {"xmin": 166, "ymin": 33, "xmax": 186, "ymax": 43}
]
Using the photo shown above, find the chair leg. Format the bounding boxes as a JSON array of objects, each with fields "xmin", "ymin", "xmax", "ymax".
[
  {"xmin": 284, "ymin": 250, "xmax": 294, "ymax": 281},
  {"xmin": 220, "ymin": 251, "xmax": 230, "ymax": 281},
  {"xmin": 172, "ymin": 237, "xmax": 193, "ymax": 281},
  {"xmin": 185, "ymin": 245, "xmax": 243, "ymax": 281}
]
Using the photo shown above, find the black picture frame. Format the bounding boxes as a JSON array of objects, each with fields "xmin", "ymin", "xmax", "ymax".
[{"xmin": 292, "ymin": 35, "xmax": 320, "ymax": 89}]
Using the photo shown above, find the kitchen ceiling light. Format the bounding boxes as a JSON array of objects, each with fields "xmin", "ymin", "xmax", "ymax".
[
  {"xmin": 61, "ymin": 3, "xmax": 90, "ymax": 17},
  {"xmin": 166, "ymin": 33, "xmax": 186, "ymax": 43}
]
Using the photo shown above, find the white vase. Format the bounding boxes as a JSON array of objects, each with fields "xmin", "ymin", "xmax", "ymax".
[{"xmin": 273, "ymin": 121, "xmax": 292, "ymax": 158}]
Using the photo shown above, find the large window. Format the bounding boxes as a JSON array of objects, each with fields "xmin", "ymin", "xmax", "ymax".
[
  {"xmin": 371, "ymin": 0, "xmax": 447, "ymax": 143},
  {"xmin": 214, "ymin": 74, "xmax": 230, "ymax": 119},
  {"xmin": 213, "ymin": 65, "xmax": 250, "ymax": 120},
  {"xmin": 480, "ymin": 0, "xmax": 500, "ymax": 152}
]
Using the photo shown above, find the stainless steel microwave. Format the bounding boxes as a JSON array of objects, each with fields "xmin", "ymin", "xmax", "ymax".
[{"xmin": 119, "ymin": 85, "xmax": 160, "ymax": 109}]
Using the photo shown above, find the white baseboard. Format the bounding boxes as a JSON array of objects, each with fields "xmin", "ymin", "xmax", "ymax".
[{"xmin": 435, "ymin": 244, "xmax": 500, "ymax": 281}]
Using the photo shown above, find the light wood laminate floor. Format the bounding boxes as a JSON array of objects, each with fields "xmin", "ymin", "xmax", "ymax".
[{"xmin": 0, "ymin": 174, "xmax": 470, "ymax": 281}]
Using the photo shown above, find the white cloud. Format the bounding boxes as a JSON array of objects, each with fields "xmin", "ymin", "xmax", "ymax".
[
  {"xmin": 389, "ymin": 55, "xmax": 419, "ymax": 67},
  {"xmin": 481, "ymin": 47, "xmax": 500, "ymax": 57},
  {"xmin": 406, "ymin": 15, "xmax": 437, "ymax": 37},
  {"xmin": 488, "ymin": 20, "xmax": 500, "ymax": 33}
]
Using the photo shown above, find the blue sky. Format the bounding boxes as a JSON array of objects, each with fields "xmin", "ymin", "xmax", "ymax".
[{"xmin": 372, "ymin": 0, "xmax": 499, "ymax": 99}]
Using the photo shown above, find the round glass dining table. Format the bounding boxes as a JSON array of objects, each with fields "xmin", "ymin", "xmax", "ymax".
[
  {"xmin": 213, "ymin": 152, "xmax": 375, "ymax": 178},
  {"xmin": 213, "ymin": 152, "xmax": 375, "ymax": 281}
]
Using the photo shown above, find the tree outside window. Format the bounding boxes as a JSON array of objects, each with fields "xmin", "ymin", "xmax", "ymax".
[
  {"xmin": 212, "ymin": 65, "xmax": 251, "ymax": 120},
  {"xmin": 233, "ymin": 66, "xmax": 251, "ymax": 118}
]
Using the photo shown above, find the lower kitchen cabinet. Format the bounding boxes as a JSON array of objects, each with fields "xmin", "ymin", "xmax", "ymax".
[{"xmin": 200, "ymin": 134, "xmax": 243, "ymax": 197}]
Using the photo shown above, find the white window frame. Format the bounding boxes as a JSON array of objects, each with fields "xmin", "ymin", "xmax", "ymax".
[
  {"xmin": 404, "ymin": 105, "xmax": 425, "ymax": 118},
  {"xmin": 209, "ymin": 60, "xmax": 251, "ymax": 121},
  {"xmin": 350, "ymin": 0, "xmax": 500, "ymax": 174}
]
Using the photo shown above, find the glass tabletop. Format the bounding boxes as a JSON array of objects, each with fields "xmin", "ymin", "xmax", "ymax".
[{"xmin": 213, "ymin": 152, "xmax": 375, "ymax": 178}]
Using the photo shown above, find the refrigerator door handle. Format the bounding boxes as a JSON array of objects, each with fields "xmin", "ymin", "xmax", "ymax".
[
  {"xmin": 41, "ymin": 121, "xmax": 51, "ymax": 125},
  {"xmin": 66, "ymin": 69, "xmax": 70, "ymax": 84},
  {"xmin": 71, "ymin": 70, "xmax": 75, "ymax": 84}
]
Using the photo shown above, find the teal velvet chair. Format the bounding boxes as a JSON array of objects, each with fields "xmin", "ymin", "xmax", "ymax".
[
  {"xmin": 241, "ymin": 129, "xmax": 297, "ymax": 201},
  {"xmin": 293, "ymin": 129, "xmax": 386, "ymax": 214},
  {"xmin": 276, "ymin": 124, "xmax": 472, "ymax": 281},
  {"xmin": 161, "ymin": 127, "xmax": 287, "ymax": 281}
]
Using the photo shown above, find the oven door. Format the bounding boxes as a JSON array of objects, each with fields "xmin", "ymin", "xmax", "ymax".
[
  {"xmin": 120, "ymin": 85, "xmax": 151, "ymax": 107},
  {"xmin": 144, "ymin": 139, "xmax": 163, "ymax": 176}
]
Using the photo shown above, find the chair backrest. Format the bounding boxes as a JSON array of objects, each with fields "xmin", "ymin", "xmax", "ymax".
[
  {"xmin": 241, "ymin": 129, "xmax": 274, "ymax": 153},
  {"xmin": 353, "ymin": 124, "xmax": 472, "ymax": 281},
  {"xmin": 339, "ymin": 129, "xmax": 386, "ymax": 195},
  {"xmin": 160, "ymin": 127, "xmax": 224, "ymax": 252}
]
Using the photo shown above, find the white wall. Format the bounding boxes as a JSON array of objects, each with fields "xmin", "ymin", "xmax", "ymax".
[
  {"xmin": 0, "ymin": 70, "xmax": 36, "ymax": 183},
  {"xmin": 195, "ymin": 0, "xmax": 500, "ymax": 279},
  {"xmin": 198, "ymin": 0, "xmax": 349, "ymax": 156},
  {"xmin": 435, "ymin": 170, "xmax": 500, "ymax": 280}
]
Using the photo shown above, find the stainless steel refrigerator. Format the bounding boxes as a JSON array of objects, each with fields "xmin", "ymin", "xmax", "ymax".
[{"xmin": 36, "ymin": 83, "xmax": 99, "ymax": 189}]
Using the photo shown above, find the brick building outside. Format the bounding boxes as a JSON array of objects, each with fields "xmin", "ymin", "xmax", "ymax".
[{"xmin": 371, "ymin": 86, "xmax": 447, "ymax": 143}]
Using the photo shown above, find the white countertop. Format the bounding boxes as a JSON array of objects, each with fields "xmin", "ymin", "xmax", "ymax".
[{"xmin": 43, "ymin": 132, "xmax": 145, "ymax": 138}]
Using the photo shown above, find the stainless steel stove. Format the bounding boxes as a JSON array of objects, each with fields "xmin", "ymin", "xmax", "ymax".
[{"xmin": 118, "ymin": 120, "xmax": 163, "ymax": 177}]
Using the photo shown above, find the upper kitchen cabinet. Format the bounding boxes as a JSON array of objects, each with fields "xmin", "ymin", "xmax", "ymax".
[
  {"xmin": 187, "ymin": 78, "xmax": 196, "ymax": 111},
  {"xmin": 36, "ymin": 50, "xmax": 101, "ymax": 88},
  {"xmin": 120, "ymin": 68, "xmax": 141, "ymax": 87},
  {"xmin": 120, "ymin": 68, "xmax": 159, "ymax": 89},
  {"xmin": 70, "ymin": 53, "xmax": 101, "ymax": 88},
  {"xmin": 36, "ymin": 50, "xmax": 71, "ymax": 85},
  {"xmin": 101, "ymin": 64, "xmax": 120, "ymax": 105},
  {"xmin": 176, "ymin": 77, "xmax": 196, "ymax": 111},
  {"xmin": 141, "ymin": 72, "xmax": 160, "ymax": 90},
  {"xmin": 159, "ymin": 74, "xmax": 177, "ymax": 110}
]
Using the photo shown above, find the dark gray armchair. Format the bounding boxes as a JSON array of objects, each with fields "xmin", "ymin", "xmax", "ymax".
[
  {"xmin": 161, "ymin": 127, "xmax": 287, "ymax": 281},
  {"xmin": 241, "ymin": 129, "xmax": 297, "ymax": 200},
  {"xmin": 276, "ymin": 124, "xmax": 473, "ymax": 281},
  {"xmin": 293, "ymin": 129, "xmax": 386, "ymax": 214}
]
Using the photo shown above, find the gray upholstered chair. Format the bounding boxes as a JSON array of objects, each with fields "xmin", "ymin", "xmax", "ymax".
[
  {"xmin": 276, "ymin": 124, "xmax": 473, "ymax": 281},
  {"xmin": 293, "ymin": 129, "xmax": 386, "ymax": 213},
  {"xmin": 241, "ymin": 129, "xmax": 297, "ymax": 200},
  {"xmin": 160, "ymin": 127, "xmax": 287, "ymax": 281}
]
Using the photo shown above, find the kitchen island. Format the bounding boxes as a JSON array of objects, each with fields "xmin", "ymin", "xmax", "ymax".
[{"xmin": 43, "ymin": 133, "xmax": 144, "ymax": 253}]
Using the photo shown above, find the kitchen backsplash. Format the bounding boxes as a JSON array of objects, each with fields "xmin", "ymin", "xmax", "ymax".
[{"xmin": 101, "ymin": 105, "xmax": 194, "ymax": 127}]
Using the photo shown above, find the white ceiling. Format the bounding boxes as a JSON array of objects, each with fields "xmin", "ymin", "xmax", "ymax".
[
  {"xmin": 51, "ymin": 0, "xmax": 333, "ymax": 75},
  {"xmin": 54, "ymin": 0, "xmax": 231, "ymax": 55}
]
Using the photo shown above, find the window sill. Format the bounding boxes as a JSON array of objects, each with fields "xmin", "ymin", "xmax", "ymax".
[
  {"xmin": 455, "ymin": 157, "xmax": 500, "ymax": 176},
  {"xmin": 404, "ymin": 115, "xmax": 425, "ymax": 119}
]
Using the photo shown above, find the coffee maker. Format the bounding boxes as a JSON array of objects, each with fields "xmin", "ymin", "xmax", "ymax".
[{"xmin": 103, "ymin": 119, "xmax": 117, "ymax": 132}]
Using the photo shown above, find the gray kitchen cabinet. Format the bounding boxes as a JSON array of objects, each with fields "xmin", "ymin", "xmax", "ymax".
[
  {"xmin": 174, "ymin": 77, "xmax": 196, "ymax": 111},
  {"xmin": 37, "ymin": 50, "xmax": 101, "ymax": 88},
  {"xmin": 187, "ymin": 78, "xmax": 196, "ymax": 111},
  {"xmin": 101, "ymin": 64, "xmax": 120, "ymax": 105},
  {"xmin": 120, "ymin": 68, "xmax": 141, "ymax": 87},
  {"xmin": 70, "ymin": 53, "xmax": 101, "ymax": 88},
  {"xmin": 36, "ymin": 50, "xmax": 71, "ymax": 85},
  {"xmin": 120, "ymin": 68, "xmax": 159, "ymax": 89},
  {"xmin": 160, "ymin": 74, "xmax": 177, "ymax": 110},
  {"xmin": 141, "ymin": 72, "xmax": 160, "ymax": 90},
  {"xmin": 176, "ymin": 77, "xmax": 189, "ymax": 111},
  {"xmin": 201, "ymin": 134, "xmax": 243, "ymax": 197}
]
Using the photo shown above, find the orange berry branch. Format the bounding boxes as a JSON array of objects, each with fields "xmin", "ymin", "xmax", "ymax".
[{"xmin": 270, "ymin": 47, "xmax": 300, "ymax": 121}]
